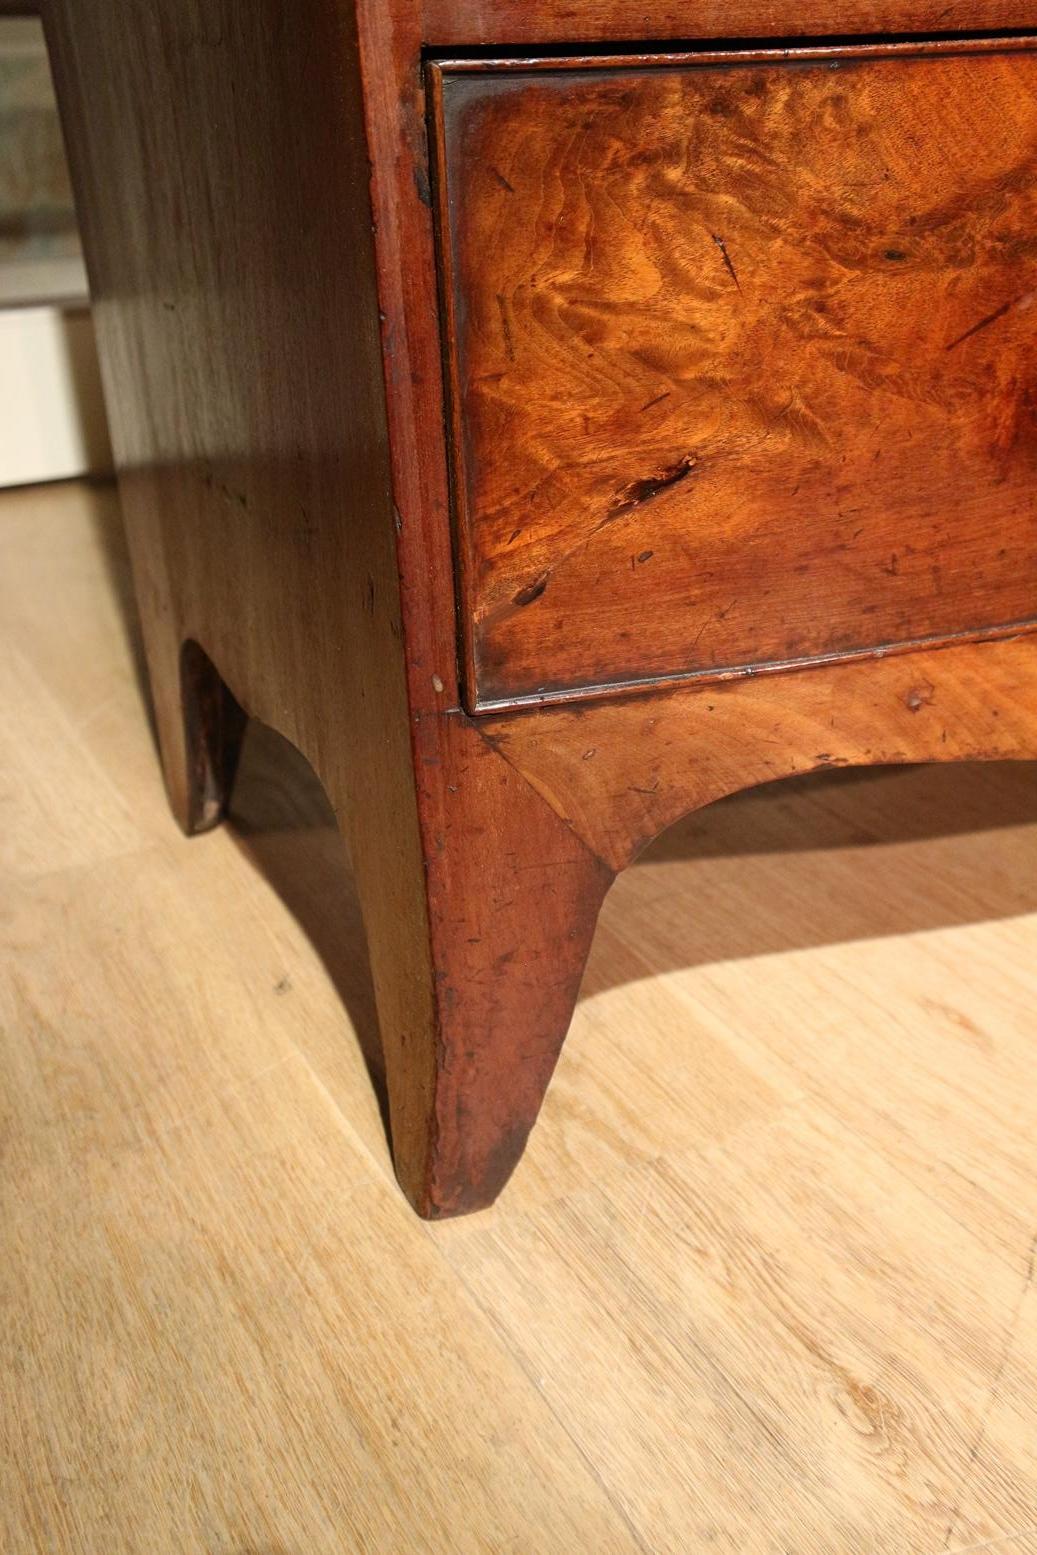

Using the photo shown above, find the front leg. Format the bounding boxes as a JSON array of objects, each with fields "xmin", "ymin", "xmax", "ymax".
[{"xmin": 358, "ymin": 717, "xmax": 612, "ymax": 1218}]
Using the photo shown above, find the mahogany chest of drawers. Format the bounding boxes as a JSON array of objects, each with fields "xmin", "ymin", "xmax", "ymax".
[{"xmin": 46, "ymin": 0, "xmax": 1037, "ymax": 1214}]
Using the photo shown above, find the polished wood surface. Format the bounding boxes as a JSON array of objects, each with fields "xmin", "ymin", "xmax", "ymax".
[
  {"xmin": 5, "ymin": 480, "xmax": 1037, "ymax": 1554},
  {"xmin": 434, "ymin": 43, "xmax": 1037, "ymax": 707},
  {"xmin": 43, "ymin": 0, "xmax": 440, "ymax": 1214},
  {"xmin": 422, "ymin": 0, "xmax": 1037, "ymax": 44},
  {"xmin": 484, "ymin": 634, "xmax": 1037, "ymax": 869},
  {"xmin": 45, "ymin": 0, "xmax": 1037, "ymax": 1212},
  {"xmin": 45, "ymin": 0, "xmax": 603, "ymax": 1216}
]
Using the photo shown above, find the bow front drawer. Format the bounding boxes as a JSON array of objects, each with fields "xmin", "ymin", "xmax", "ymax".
[{"xmin": 429, "ymin": 42, "xmax": 1037, "ymax": 710}]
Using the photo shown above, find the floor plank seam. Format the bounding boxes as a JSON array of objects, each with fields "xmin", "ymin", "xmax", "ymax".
[
  {"xmin": 436, "ymin": 1244, "xmax": 656, "ymax": 1555},
  {"xmin": 945, "ymin": 1525, "xmax": 1037, "ymax": 1555},
  {"xmin": 940, "ymin": 1232, "xmax": 1037, "ymax": 1553}
]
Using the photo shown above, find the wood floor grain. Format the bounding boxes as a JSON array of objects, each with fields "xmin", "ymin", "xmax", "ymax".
[{"xmin": 2, "ymin": 479, "xmax": 1037, "ymax": 1554}]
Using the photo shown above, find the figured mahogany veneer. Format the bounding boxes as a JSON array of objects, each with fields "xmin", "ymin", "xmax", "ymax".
[
  {"xmin": 432, "ymin": 44, "xmax": 1037, "ymax": 707},
  {"xmin": 45, "ymin": 0, "xmax": 1037, "ymax": 1216}
]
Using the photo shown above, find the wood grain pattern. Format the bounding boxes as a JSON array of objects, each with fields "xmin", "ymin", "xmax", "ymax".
[
  {"xmin": 43, "ymin": 0, "xmax": 610, "ymax": 1216},
  {"xmin": 434, "ymin": 44, "xmax": 1037, "ymax": 707},
  {"xmin": 421, "ymin": 0, "xmax": 1037, "ymax": 45},
  {"xmin": 5, "ymin": 480, "xmax": 1037, "ymax": 1554},
  {"xmin": 411, "ymin": 711, "xmax": 612, "ymax": 1214},
  {"xmin": 481, "ymin": 634, "xmax": 1037, "ymax": 868},
  {"xmin": 44, "ymin": 0, "xmax": 1037, "ymax": 1214},
  {"xmin": 44, "ymin": 0, "xmax": 559, "ymax": 1218},
  {"xmin": 42, "ymin": 0, "xmax": 440, "ymax": 1214}
]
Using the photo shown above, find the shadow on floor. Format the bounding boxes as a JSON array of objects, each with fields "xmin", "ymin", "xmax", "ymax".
[
  {"xmin": 91, "ymin": 484, "xmax": 1037, "ymax": 1133},
  {"xmin": 227, "ymin": 714, "xmax": 1037, "ymax": 1082},
  {"xmin": 229, "ymin": 718, "xmax": 390, "ymax": 1134},
  {"xmin": 88, "ymin": 481, "xmax": 155, "ymax": 729}
]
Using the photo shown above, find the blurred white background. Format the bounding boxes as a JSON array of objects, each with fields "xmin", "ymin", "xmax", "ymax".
[{"xmin": 0, "ymin": 11, "xmax": 111, "ymax": 486}]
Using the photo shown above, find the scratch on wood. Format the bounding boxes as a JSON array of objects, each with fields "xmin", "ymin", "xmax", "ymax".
[
  {"xmin": 639, "ymin": 390, "xmax": 671, "ymax": 413},
  {"xmin": 905, "ymin": 681, "xmax": 935, "ymax": 712},
  {"xmin": 602, "ymin": 453, "xmax": 698, "ymax": 525},
  {"xmin": 413, "ymin": 164, "xmax": 432, "ymax": 208},
  {"xmin": 945, "ymin": 296, "xmax": 1018, "ymax": 352},
  {"xmin": 712, "ymin": 233, "xmax": 743, "ymax": 293},
  {"xmin": 496, "ymin": 293, "xmax": 515, "ymax": 361},
  {"xmin": 512, "ymin": 572, "xmax": 549, "ymax": 607},
  {"xmin": 497, "ymin": 455, "xmax": 696, "ymax": 619}
]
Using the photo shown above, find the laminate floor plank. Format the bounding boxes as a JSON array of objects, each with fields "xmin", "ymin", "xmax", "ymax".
[{"xmin": 3, "ymin": 480, "xmax": 1036, "ymax": 1554}]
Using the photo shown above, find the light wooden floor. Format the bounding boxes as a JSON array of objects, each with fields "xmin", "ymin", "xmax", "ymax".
[{"xmin": 3, "ymin": 479, "xmax": 1037, "ymax": 1555}]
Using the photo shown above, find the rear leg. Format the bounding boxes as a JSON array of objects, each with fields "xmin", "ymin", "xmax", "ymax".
[
  {"xmin": 143, "ymin": 629, "xmax": 246, "ymax": 835},
  {"xmin": 178, "ymin": 640, "xmax": 247, "ymax": 833}
]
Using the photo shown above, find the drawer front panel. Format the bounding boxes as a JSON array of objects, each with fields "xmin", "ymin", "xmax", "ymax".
[{"xmin": 431, "ymin": 44, "xmax": 1037, "ymax": 710}]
